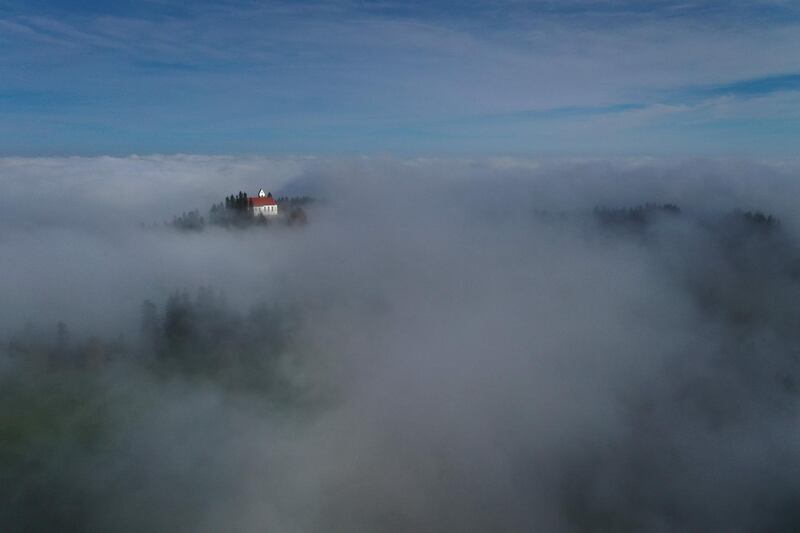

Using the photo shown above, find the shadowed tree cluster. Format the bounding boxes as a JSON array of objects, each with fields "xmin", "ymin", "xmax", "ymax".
[
  {"xmin": 735, "ymin": 209, "xmax": 780, "ymax": 230},
  {"xmin": 208, "ymin": 191, "xmax": 251, "ymax": 227},
  {"xmin": 139, "ymin": 288, "xmax": 297, "ymax": 393},
  {"xmin": 171, "ymin": 209, "xmax": 205, "ymax": 231},
  {"xmin": 275, "ymin": 195, "xmax": 313, "ymax": 207}
]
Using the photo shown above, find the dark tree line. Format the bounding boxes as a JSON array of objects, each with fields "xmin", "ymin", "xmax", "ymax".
[
  {"xmin": 275, "ymin": 195, "xmax": 313, "ymax": 207},
  {"xmin": 589, "ymin": 204, "xmax": 798, "ymax": 330},
  {"xmin": 736, "ymin": 209, "xmax": 780, "ymax": 230},
  {"xmin": 208, "ymin": 191, "xmax": 252, "ymax": 227},
  {"xmin": 139, "ymin": 288, "xmax": 297, "ymax": 393},
  {"xmin": 172, "ymin": 209, "xmax": 205, "ymax": 231},
  {"xmin": 3, "ymin": 287, "xmax": 298, "ymax": 395},
  {"xmin": 593, "ymin": 203, "xmax": 681, "ymax": 228},
  {"xmin": 592, "ymin": 203, "xmax": 778, "ymax": 233},
  {"xmin": 225, "ymin": 191, "xmax": 250, "ymax": 211}
]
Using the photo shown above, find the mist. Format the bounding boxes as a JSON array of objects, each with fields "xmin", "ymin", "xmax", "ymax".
[{"xmin": 3, "ymin": 155, "xmax": 800, "ymax": 532}]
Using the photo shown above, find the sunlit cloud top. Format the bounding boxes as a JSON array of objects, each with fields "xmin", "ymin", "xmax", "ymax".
[{"xmin": 1, "ymin": 0, "xmax": 799, "ymax": 155}]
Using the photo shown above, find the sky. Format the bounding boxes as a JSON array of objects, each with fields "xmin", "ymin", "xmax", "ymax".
[{"xmin": 1, "ymin": 0, "xmax": 800, "ymax": 155}]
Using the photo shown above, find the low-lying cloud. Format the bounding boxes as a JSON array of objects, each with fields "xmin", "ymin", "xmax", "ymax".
[{"xmin": 2, "ymin": 155, "xmax": 800, "ymax": 532}]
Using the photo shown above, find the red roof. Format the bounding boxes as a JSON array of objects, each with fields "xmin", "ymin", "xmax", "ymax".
[{"xmin": 249, "ymin": 196, "xmax": 277, "ymax": 207}]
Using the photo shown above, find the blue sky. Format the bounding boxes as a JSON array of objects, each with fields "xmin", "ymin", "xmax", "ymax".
[{"xmin": 1, "ymin": 0, "xmax": 799, "ymax": 155}]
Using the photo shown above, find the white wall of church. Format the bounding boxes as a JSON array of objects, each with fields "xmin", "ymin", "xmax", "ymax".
[{"xmin": 253, "ymin": 205, "xmax": 279, "ymax": 216}]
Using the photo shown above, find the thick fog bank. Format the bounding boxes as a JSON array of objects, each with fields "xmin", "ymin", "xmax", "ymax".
[{"xmin": 2, "ymin": 156, "xmax": 800, "ymax": 532}]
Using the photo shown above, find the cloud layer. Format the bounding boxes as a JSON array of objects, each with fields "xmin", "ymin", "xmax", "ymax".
[{"xmin": 3, "ymin": 155, "xmax": 800, "ymax": 531}]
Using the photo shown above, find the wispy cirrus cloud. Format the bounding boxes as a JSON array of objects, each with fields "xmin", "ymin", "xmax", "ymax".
[{"xmin": 1, "ymin": 0, "xmax": 799, "ymax": 154}]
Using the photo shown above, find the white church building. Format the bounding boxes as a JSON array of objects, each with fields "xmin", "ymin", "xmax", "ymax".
[{"xmin": 248, "ymin": 189, "xmax": 279, "ymax": 217}]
